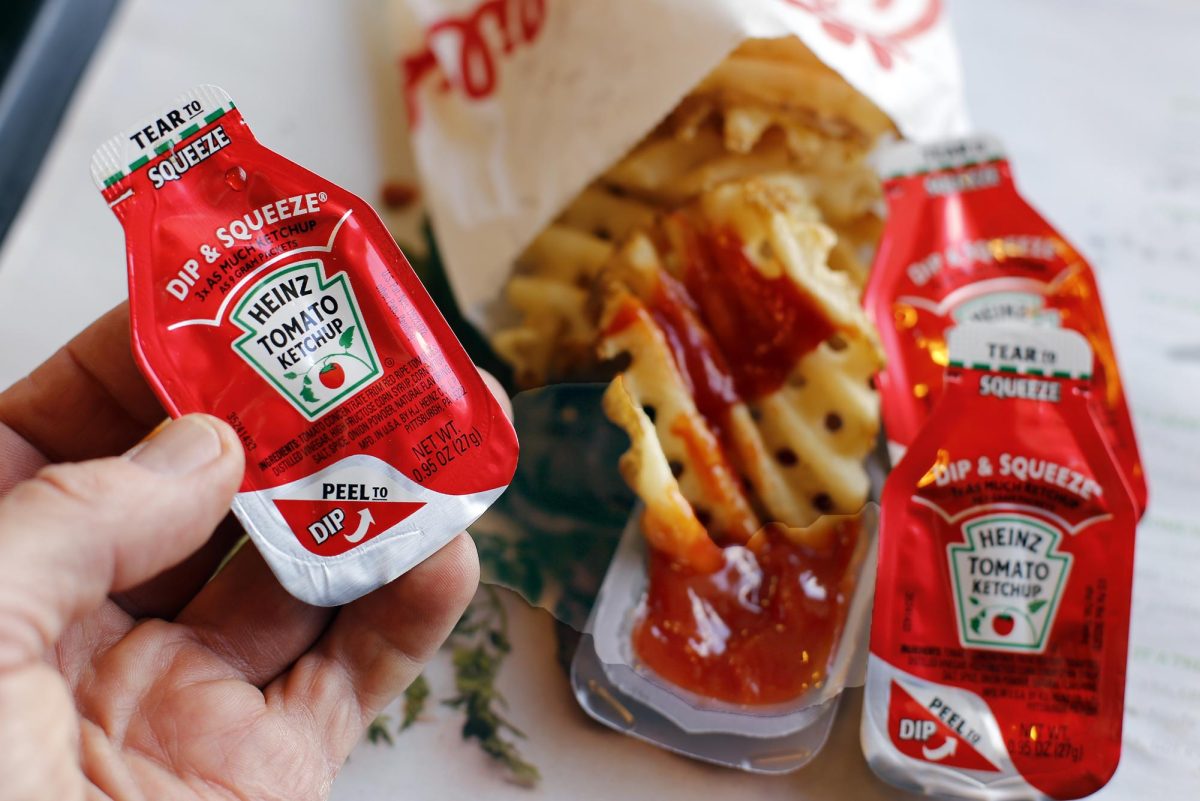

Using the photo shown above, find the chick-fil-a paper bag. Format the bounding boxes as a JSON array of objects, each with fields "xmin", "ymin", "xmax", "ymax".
[{"xmin": 391, "ymin": 0, "xmax": 967, "ymax": 328}]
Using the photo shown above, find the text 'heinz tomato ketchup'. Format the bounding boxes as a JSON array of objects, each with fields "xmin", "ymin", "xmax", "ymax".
[
  {"xmin": 91, "ymin": 85, "xmax": 518, "ymax": 606},
  {"xmin": 865, "ymin": 135, "xmax": 1146, "ymax": 517},
  {"xmin": 862, "ymin": 324, "xmax": 1137, "ymax": 800}
]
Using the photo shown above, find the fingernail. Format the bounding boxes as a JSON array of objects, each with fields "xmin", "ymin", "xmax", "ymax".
[{"xmin": 128, "ymin": 416, "xmax": 224, "ymax": 474}]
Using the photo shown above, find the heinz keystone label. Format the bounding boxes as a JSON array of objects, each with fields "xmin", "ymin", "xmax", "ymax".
[
  {"xmin": 948, "ymin": 513, "xmax": 1071, "ymax": 652},
  {"xmin": 231, "ymin": 260, "xmax": 382, "ymax": 419}
]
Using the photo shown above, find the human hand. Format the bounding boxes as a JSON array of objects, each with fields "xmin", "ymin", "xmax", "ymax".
[{"xmin": 0, "ymin": 304, "xmax": 481, "ymax": 801}]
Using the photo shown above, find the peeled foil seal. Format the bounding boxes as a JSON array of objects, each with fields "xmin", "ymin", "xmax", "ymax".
[{"xmin": 390, "ymin": 0, "xmax": 969, "ymax": 330}]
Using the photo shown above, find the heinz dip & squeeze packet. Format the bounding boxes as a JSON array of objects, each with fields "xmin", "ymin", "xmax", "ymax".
[
  {"xmin": 91, "ymin": 85, "xmax": 518, "ymax": 606},
  {"xmin": 864, "ymin": 135, "xmax": 1146, "ymax": 516},
  {"xmin": 862, "ymin": 324, "xmax": 1137, "ymax": 800}
]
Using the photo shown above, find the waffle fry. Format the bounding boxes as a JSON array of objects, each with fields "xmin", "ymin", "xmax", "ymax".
[
  {"xmin": 491, "ymin": 275, "xmax": 588, "ymax": 388},
  {"xmin": 601, "ymin": 377, "xmax": 724, "ymax": 572},
  {"xmin": 682, "ymin": 176, "xmax": 878, "ymax": 341},
  {"xmin": 556, "ymin": 186, "xmax": 658, "ymax": 243},
  {"xmin": 609, "ymin": 130, "xmax": 795, "ymax": 206},
  {"xmin": 597, "ymin": 236, "xmax": 762, "ymax": 546},
  {"xmin": 602, "ymin": 126, "xmax": 729, "ymax": 203},
  {"xmin": 732, "ymin": 34, "xmax": 829, "ymax": 69},
  {"xmin": 692, "ymin": 41, "xmax": 895, "ymax": 145},
  {"xmin": 741, "ymin": 336, "xmax": 881, "ymax": 528},
  {"xmin": 592, "ymin": 177, "xmax": 882, "ymax": 565},
  {"xmin": 520, "ymin": 223, "xmax": 614, "ymax": 284}
]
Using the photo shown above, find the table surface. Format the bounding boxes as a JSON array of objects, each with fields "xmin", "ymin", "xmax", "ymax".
[{"xmin": 1, "ymin": 0, "xmax": 1198, "ymax": 798}]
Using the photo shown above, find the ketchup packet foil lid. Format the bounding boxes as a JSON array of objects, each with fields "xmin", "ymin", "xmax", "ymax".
[
  {"xmin": 90, "ymin": 85, "xmax": 518, "ymax": 606},
  {"xmin": 864, "ymin": 135, "xmax": 1147, "ymax": 517},
  {"xmin": 862, "ymin": 325, "xmax": 1137, "ymax": 801}
]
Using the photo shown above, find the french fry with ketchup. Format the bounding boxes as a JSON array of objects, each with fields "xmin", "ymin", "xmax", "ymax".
[
  {"xmin": 597, "ymin": 176, "xmax": 882, "ymax": 563},
  {"xmin": 493, "ymin": 37, "xmax": 891, "ymax": 390}
]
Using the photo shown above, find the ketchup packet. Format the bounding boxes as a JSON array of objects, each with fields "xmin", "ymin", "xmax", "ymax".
[
  {"xmin": 862, "ymin": 324, "xmax": 1137, "ymax": 800},
  {"xmin": 90, "ymin": 85, "xmax": 518, "ymax": 606},
  {"xmin": 864, "ymin": 135, "xmax": 1147, "ymax": 516}
]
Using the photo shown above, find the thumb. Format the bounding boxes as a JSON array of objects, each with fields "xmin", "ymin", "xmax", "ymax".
[{"xmin": 0, "ymin": 414, "xmax": 243, "ymax": 669}]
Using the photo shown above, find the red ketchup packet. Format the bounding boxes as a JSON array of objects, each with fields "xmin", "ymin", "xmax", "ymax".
[
  {"xmin": 90, "ymin": 85, "xmax": 518, "ymax": 606},
  {"xmin": 862, "ymin": 324, "xmax": 1137, "ymax": 800},
  {"xmin": 864, "ymin": 135, "xmax": 1147, "ymax": 516}
]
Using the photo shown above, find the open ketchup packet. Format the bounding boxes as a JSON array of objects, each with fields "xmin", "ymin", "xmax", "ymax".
[
  {"xmin": 90, "ymin": 85, "xmax": 518, "ymax": 606},
  {"xmin": 862, "ymin": 324, "xmax": 1137, "ymax": 800},
  {"xmin": 864, "ymin": 135, "xmax": 1147, "ymax": 517}
]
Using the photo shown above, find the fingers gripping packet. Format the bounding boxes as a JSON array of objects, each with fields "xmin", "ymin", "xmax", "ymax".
[
  {"xmin": 862, "ymin": 325, "xmax": 1137, "ymax": 800},
  {"xmin": 863, "ymin": 135, "xmax": 1147, "ymax": 516},
  {"xmin": 90, "ymin": 86, "xmax": 518, "ymax": 606}
]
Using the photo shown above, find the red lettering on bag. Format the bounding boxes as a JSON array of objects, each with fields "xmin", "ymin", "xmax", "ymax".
[
  {"xmin": 401, "ymin": 0, "xmax": 547, "ymax": 125},
  {"xmin": 777, "ymin": 0, "xmax": 943, "ymax": 70}
]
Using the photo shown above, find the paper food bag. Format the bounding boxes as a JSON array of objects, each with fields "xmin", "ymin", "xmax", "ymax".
[{"xmin": 390, "ymin": 0, "xmax": 968, "ymax": 325}]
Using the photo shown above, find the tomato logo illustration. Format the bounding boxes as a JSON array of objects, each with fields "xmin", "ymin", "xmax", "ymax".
[
  {"xmin": 319, "ymin": 361, "xmax": 346, "ymax": 389},
  {"xmin": 262, "ymin": 319, "xmax": 379, "ymax": 411},
  {"xmin": 991, "ymin": 614, "xmax": 1015, "ymax": 636}
]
